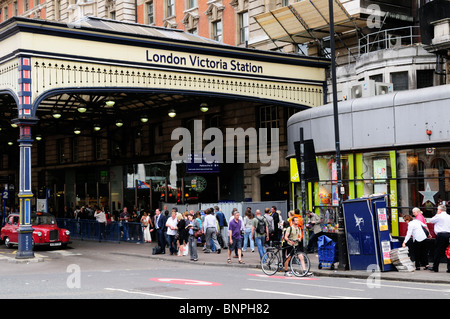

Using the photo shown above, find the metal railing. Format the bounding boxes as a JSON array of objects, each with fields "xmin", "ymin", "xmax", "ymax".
[
  {"xmin": 57, "ymin": 218, "xmax": 148, "ymax": 243},
  {"xmin": 340, "ymin": 26, "xmax": 421, "ymax": 65}
]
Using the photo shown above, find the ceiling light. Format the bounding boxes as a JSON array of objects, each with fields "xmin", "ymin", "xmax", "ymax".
[
  {"xmin": 74, "ymin": 128, "xmax": 81, "ymax": 135},
  {"xmin": 7, "ymin": 141, "xmax": 13, "ymax": 146},
  {"xmin": 36, "ymin": 135, "xmax": 42, "ymax": 141},
  {"xmin": 77, "ymin": 106, "xmax": 87, "ymax": 113},
  {"xmin": 93, "ymin": 124, "xmax": 102, "ymax": 131},
  {"xmin": 52, "ymin": 111, "xmax": 62, "ymax": 119},
  {"xmin": 115, "ymin": 120, "xmax": 124, "ymax": 127},
  {"xmin": 200, "ymin": 102, "xmax": 209, "ymax": 112},
  {"xmin": 140, "ymin": 116, "xmax": 149, "ymax": 123},
  {"xmin": 105, "ymin": 100, "xmax": 115, "ymax": 107},
  {"xmin": 168, "ymin": 109, "xmax": 176, "ymax": 118},
  {"xmin": 11, "ymin": 123, "xmax": 18, "ymax": 128}
]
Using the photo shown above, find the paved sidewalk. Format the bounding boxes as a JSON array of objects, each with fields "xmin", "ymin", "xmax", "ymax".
[
  {"xmin": 103, "ymin": 240, "xmax": 450, "ymax": 285},
  {"xmin": 2, "ymin": 239, "xmax": 450, "ymax": 285}
]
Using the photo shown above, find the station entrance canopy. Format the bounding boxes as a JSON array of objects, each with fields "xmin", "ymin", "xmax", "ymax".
[{"xmin": 254, "ymin": 0, "xmax": 366, "ymax": 44}]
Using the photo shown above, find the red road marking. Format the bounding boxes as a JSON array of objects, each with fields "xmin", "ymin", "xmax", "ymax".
[{"xmin": 149, "ymin": 278, "xmax": 222, "ymax": 286}]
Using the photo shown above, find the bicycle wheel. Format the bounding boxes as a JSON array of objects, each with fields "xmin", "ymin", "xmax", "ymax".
[
  {"xmin": 261, "ymin": 251, "xmax": 280, "ymax": 276},
  {"xmin": 290, "ymin": 251, "xmax": 311, "ymax": 277}
]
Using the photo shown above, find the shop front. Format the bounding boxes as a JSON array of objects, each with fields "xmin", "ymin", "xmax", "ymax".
[{"xmin": 287, "ymin": 84, "xmax": 450, "ymax": 238}]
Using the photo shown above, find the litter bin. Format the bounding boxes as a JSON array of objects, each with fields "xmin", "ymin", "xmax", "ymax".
[{"xmin": 317, "ymin": 235, "xmax": 337, "ymax": 270}]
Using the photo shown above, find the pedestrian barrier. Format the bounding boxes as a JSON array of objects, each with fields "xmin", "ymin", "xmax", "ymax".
[{"xmin": 56, "ymin": 218, "xmax": 148, "ymax": 243}]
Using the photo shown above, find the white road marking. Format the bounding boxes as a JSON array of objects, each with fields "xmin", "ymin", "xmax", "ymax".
[
  {"xmin": 248, "ymin": 278, "xmax": 364, "ymax": 291},
  {"xmin": 242, "ymin": 288, "xmax": 332, "ymax": 299},
  {"xmin": 104, "ymin": 287, "xmax": 184, "ymax": 299},
  {"xmin": 349, "ymin": 281, "xmax": 450, "ymax": 293}
]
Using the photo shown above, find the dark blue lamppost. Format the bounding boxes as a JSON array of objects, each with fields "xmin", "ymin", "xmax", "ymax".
[
  {"xmin": 13, "ymin": 118, "xmax": 38, "ymax": 259},
  {"xmin": 14, "ymin": 56, "xmax": 38, "ymax": 259}
]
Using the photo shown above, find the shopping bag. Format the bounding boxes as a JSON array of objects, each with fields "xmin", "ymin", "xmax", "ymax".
[{"xmin": 446, "ymin": 244, "xmax": 450, "ymax": 259}]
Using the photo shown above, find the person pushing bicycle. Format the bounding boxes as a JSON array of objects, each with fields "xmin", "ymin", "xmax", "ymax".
[{"xmin": 283, "ymin": 216, "xmax": 304, "ymax": 277}]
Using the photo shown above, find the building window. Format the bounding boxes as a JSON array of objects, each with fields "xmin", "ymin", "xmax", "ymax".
[
  {"xmin": 13, "ymin": 1, "xmax": 18, "ymax": 16},
  {"xmin": 24, "ymin": 0, "xmax": 29, "ymax": 12},
  {"xmin": 391, "ymin": 71, "xmax": 409, "ymax": 91},
  {"xmin": 146, "ymin": 1, "xmax": 154, "ymax": 24},
  {"xmin": 54, "ymin": 0, "xmax": 60, "ymax": 20},
  {"xmin": 259, "ymin": 105, "xmax": 279, "ymax": 141},
  {"xmin": 95, "ymin": 136, "xmax": 103, "ymax": 160},
  {"xmin": 213, "ymin": 20, "xmax": 222, "ymax": 42},
  {"xmin": 58, "ymin": 138, "xmax": 66, "ymax": 164},
  {"xmin": 187, "ymin": 0, "xmax": 197, "ymax": 9},
  {"xmin": 72, "ymin": 137, "xmax": 79, "ymax": 163},
  {"xmin": 239, "ymin": 11, "xmax": 248, "ymax": 44},
  {"xmin": 4, "ymin": 7, "xmax": 8, "ymax": 19},
  {"xmin": 369, "ymin": 74, "xmax": 383, "ymax": 83},
  {"xmin": 417, "ymin": 69, "xmax": 434, "ymax": 89},
  {"xmin": 166, "ymin": 0, "xmax": 175, "ymax": 17}
]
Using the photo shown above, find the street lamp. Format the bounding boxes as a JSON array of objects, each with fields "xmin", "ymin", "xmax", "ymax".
[{"xmin": 328, "ymin": 0, "xmax": 348, "ymax": 271}]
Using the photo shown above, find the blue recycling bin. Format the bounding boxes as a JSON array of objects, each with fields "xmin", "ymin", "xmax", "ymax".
[
  {"xmin": 342, "ymin": 195, "xmax": 394, "ymax": 271},
  {"xmin": 317, "ymin": 235, "xmax": 337, "ymax": 269}
]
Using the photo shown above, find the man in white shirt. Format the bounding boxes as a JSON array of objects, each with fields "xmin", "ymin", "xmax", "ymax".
[
  {"xmin": 94, "ymin": 207, "xmax": 106, "ymax": 241},
  {"xmin": 203, "ymin": 208, "xmax": 221, "ymax": 254},
  {"xmin": 165, "ymin": 210, "xmax": 178, "ymax": 255},
  {"xmin": 429, "ymin": 205, "xmax": 450, "ymax": 272}
]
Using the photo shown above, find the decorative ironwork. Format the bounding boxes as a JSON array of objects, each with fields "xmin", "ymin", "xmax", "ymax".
[{"xmin": 30, "ymin": 58, "xmax": 323, "ymax": 109}]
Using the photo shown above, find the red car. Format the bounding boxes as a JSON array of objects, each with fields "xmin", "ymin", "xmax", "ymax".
[{"xmin": 1, "ymin": 212, "xmax": 71, "ymax": 249}]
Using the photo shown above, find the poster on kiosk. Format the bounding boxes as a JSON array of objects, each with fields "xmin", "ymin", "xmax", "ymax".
[{"xmin": 342, "ymin": 195, "xmax": 394, "ymax": 271}]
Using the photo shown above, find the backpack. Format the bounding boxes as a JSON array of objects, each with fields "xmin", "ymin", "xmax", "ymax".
[{"xmin": 257, "ymin": 217, "xmax": 266, "ymax": 234}]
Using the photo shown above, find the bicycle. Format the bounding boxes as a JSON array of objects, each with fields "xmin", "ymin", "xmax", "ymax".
[{"xmin": 260, "ymin": 241, "xmax": 311, "ymax": 277}]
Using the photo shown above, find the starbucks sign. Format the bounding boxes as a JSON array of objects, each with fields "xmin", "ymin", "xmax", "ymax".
[{"xmin": 191, "ymin": 176, "xmax": 207, "ymax": 192}]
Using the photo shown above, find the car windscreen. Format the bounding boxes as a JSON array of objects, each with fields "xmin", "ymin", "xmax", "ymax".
[{"xmin": 30, "ymin": 214, "xmax": 56, "ymax": 225}]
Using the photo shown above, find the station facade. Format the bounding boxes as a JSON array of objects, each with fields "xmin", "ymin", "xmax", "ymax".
[{"xmin": 0, "ymin": 17, "xmax": 329, "ymax": 223}]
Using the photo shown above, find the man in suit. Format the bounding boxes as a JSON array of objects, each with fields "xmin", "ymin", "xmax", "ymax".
[{"xmin": 154, "ymin": 208, "xmax": 167, "ymax": 254}]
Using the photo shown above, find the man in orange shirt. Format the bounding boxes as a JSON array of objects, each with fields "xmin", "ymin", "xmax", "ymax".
[{"xmin": 288, "ymin": 209, "xmax": 303, "ymax": 231}]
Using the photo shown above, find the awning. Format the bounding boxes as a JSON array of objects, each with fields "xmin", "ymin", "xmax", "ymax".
[{"xmin": 254, "ymin": 0, "xmax": 366, "ymax": 44}]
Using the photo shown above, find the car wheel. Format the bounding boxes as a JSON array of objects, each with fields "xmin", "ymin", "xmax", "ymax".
[{"xmin": 4, "ymin": 237, "xmax": 13, "ymax": 249}]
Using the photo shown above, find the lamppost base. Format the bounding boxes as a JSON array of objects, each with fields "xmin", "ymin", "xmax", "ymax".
[{"xmin": 15, "ymin": 226, "xmax": 35, "ymax": 259}]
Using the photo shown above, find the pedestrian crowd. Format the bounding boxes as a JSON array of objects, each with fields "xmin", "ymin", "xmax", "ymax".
[
  {"xmin": 58, "ymin": 203, "xmax": 450, "ymax": 271},
  {"xmin": 60, "ymin": 204, "xmax": 325, "ymax": 265}
]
